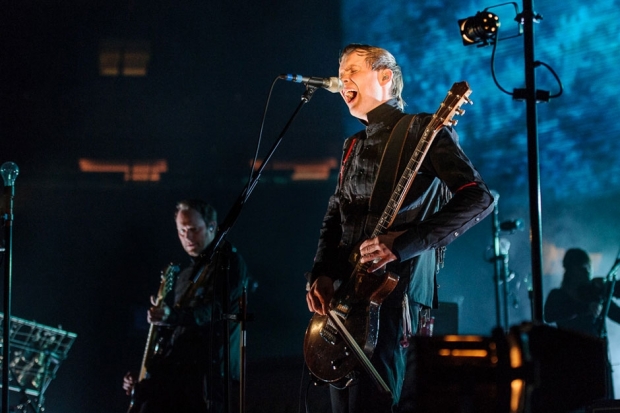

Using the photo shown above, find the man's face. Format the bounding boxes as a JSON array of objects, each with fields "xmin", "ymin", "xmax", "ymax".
[
  {"xmin": 175, "ymin": 208, "xmax": 215, "ymax": 257},
  {"xmin": 338, "ymin": 51, "xmax": 389, "ymax": 121}
]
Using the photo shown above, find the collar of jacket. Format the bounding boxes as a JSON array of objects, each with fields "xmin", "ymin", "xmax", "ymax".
[{"xmin": 360, "ymin": 98, "xmax": 405, "ymax": 137}]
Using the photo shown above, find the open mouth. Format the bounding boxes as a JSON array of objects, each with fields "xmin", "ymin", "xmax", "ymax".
[{"xmin": 344, "ymin": 90, "xmax": 357, "ymax": 104}]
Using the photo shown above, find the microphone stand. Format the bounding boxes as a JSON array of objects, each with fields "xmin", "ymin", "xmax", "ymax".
[
  {"xmin": 596, "ymin": 257, "xmax": 620, "ymax": 338},
  {"xmin": 219, "ymin": 248, "xmax": 231, "ymax": 413},
  {"xmin": 1, "ymin": 162, "xmax": 19, "ymax": 413},
  {"xmin": 595, "ymin": 253, "xmax": 620, "ymax": 399},
  {"xmin": 238, "ymin": 287, "xmax": 248, "ymax": 413},
  {"xmin": 191, "ymin": 85, "xmax": 320, "ymax": 413},
  {"xmin": 491, "ymin": 192, "xmax": 509, "ymax": 331}
]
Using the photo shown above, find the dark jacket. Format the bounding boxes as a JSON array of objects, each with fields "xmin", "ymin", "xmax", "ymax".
[
  {"xmin": 142, "ymin": 241, "xmax": 248, "ymax": 413},
  {"xmin": 310, "ymin": 99, "xmax": 493, "ymax": 309}
]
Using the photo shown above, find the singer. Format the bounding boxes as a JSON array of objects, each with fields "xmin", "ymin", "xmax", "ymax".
[{"xmin": 304, "ymin": 44, "xmax": 494, "ymax": 413}]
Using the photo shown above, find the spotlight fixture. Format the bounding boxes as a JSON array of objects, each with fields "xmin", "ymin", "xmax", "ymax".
[{"xmin": 458, "ymin": 11, "xmax": 500, "ymax": 47}]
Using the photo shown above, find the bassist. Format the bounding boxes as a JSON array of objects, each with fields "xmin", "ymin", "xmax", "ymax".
[
  {"xmin": 123, "ymin": 199, "xmax": 249, "ymax": 413},
  {"xmin": 305, "ymin": 44, "xmax": 494, "ymax": 413}
]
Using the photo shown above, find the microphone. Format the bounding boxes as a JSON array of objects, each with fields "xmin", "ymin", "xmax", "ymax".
[{"xmin": 279, "ymin": 74, "xmax": 343, "ymax": 93}]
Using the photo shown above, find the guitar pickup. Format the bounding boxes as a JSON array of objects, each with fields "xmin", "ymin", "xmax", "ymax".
[
  {"xmin": 333, "ymin": 302, "xmax": 350, "ymax": 319},
  {"xmin": 320, "ymin": 316, "xmax": 341, "ymax": 345},
  {"xmin": 319, "ymin": 301, "xmax": 351, "ymax": 345},
  {"xmin": 320, "ymin": 328, "xmax": 338, "ymax": 346}
]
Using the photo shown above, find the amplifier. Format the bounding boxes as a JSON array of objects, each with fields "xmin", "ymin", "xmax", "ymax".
[{"xmin": 587, "ymin": 399, "xmax": 620, "ymax": 412}]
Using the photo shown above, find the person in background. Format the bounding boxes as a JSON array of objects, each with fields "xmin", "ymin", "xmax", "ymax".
[
  {"xmin": 545, "ymin": 247, "xmax": 620, "ymax": 335},
  {"xmin": 545, "ymin": 247, "xmax": 620, "ymax": 399},
  {"xmin": 123, "ymin": 199, "xmax": 248, "ymax": 413}
]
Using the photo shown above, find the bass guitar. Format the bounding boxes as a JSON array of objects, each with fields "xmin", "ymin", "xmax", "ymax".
[
  {"xmin": 303, "ymin": 81, "xmax": 472, "ymax": 392},
  {"xmin": 127, "ymin": 262, "xmax": 180, "ymax": 413}
]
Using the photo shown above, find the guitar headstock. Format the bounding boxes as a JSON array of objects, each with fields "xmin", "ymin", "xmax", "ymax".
[
  {"xmin": 434, "ymin": 81, "xmax": 472, "ymax": 128},
  {"xmin": 158, "ymin": 263, "xmax": 180, "ymax": 300}
]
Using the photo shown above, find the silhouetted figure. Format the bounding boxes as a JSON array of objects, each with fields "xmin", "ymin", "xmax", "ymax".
[{"xmin": 545, "ymin": 247, "xmax": 620, "ymax": 400}]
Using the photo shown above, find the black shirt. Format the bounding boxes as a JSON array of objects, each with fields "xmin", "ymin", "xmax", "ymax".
[{"xmin": 311, "ymin": 99, "xmax": 493, "ymax": 308}]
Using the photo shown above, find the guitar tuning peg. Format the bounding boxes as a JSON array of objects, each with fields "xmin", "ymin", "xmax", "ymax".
[
  {"xmin": 464, "ymin": 96, "xmax": 473, "ymax": 105},
  {"xmin": 456, "ymin": 108, "xmax": 465, "ymax": 115},
  {"xmin": 450, "ymin": 119, "xmax": 459, "ymax": 126}
]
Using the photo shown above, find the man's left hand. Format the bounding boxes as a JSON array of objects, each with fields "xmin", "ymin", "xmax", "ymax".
[
  {"xmin": 359, "ymin": 235, "xmax": 398, "ymax": 272},
  {"xmin": 147, "ymin": 303, "xmax": 171, "ymax": 325}
]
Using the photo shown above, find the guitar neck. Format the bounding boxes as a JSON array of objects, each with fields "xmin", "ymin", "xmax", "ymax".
[
  {"xmin": 137, "ymin": 263, "xmax": 179, "ymax": 381},
  {"xmin": 138, "ymin": 324, "xmax": 157, "ymax": 381},
  {"xmin": 372, "ymin": 125, "xmax": 436, "ymax": 237},
  {"xmin": 371, "ymin": 82, "xmax": 472, "ymax": 239}
]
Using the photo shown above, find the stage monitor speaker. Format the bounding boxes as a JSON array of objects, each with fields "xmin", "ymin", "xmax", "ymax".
[
  {"xmin": 520, "ymin": 323, "xmax": 608, "ymax": 413},
  {"xmin": 404, "ymin": 331, "xmax": 512, "ymax": 413},
  {"xmin": 587, "ymin": 399, "xmax": 620, "ymax": 412},
  {"xmin": 403, "ymin": 323, "xmax": 607, "ymax": 413}
]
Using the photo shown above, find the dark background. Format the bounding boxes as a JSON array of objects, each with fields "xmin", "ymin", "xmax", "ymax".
[{"xmin": 2, "ymin": 0, "xmax": 620, "ymax": 412}]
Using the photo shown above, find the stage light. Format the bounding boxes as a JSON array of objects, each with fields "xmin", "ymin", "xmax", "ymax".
[{"xmin": 458, "ymin": 11, "xmax": 500, "ymax": 47}]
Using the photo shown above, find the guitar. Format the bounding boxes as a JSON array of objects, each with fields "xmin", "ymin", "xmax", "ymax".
[
  {"xmin": 127, "ymin": 262, "xmax": 180, "ymax": 413},
  {"xmin": 303, "ymin": 81, "xmax": 473, "ymax": 390}
]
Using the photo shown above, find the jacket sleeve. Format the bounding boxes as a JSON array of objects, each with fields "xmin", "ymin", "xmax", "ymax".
[
  {"xmin": 544, "ymin": 288, "xmax": 590, "ymax": 323},
  {"xmin": 392, "ymin": 126, "xmax": 494, "ymax": 261},
  {"xmin": 169, "ymin": 246, "xmax": 248, "ymax": 327}
]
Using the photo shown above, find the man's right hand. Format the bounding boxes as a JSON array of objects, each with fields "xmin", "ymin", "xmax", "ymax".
[{"xmin": 306, "ymin": 276, "xmax": 334, "ymax": 316}]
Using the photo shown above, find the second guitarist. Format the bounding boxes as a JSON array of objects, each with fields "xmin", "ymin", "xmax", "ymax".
[
  {"xmin": 305, "ymin": 44, "xmax": 494, "ymax": 413},
  {"xmin": 123, "ymin": 199, "xmax": 249, "ymax": 413}
]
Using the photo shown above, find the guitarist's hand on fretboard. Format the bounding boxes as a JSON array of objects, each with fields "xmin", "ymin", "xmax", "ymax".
[
  {"xmin": 306, "ymin": 275, "xmax": 334, "ymax": 316},
  {"xmin": 359, "ymin": 235, "xmax": 399, "ymax": 273},
  {"xmin": 147, "ymin": 303, "xmax": 172, "ymax": 326},
  {"xmin": 123, "ymin": 371, "xmax": 136, "ymax": 396}
]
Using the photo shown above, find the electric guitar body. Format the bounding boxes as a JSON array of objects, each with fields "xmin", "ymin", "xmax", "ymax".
[{"xmin": 304, "ymin": 268, "xmax": 399, "ymax": 383}]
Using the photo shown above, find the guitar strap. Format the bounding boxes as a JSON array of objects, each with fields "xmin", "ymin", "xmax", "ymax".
[
  {"xmin": 339, "ymin": 131, "xmax": 365, "ymax": 188},
  {"xmin": 367, "ymin": 113, "xmax": 444, "ymax": 315},
  {"xmin": 368, "ymin": 113, "xmax": 417, "ymax": 216}
]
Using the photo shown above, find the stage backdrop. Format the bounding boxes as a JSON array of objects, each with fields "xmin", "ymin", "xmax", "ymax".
[{"xmin": 341, "ymin": 0, "xmax": 620, "ymax": 395}]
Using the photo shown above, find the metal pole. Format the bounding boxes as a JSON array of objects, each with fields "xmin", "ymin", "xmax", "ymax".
[
  {"xmin": 522, "ymin": 0, "xmax": 544, "ymax": 323},
  {"xmin": 2, "ymin": 187, "xmax": 13, "ymax": 413},
  {"xmin": 1, "ymin": 162, "xmax": 19, "ymax": 413},
  {"xmin": 491, "ymin": 192, "xmax": 504, "ymax": 329}
]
